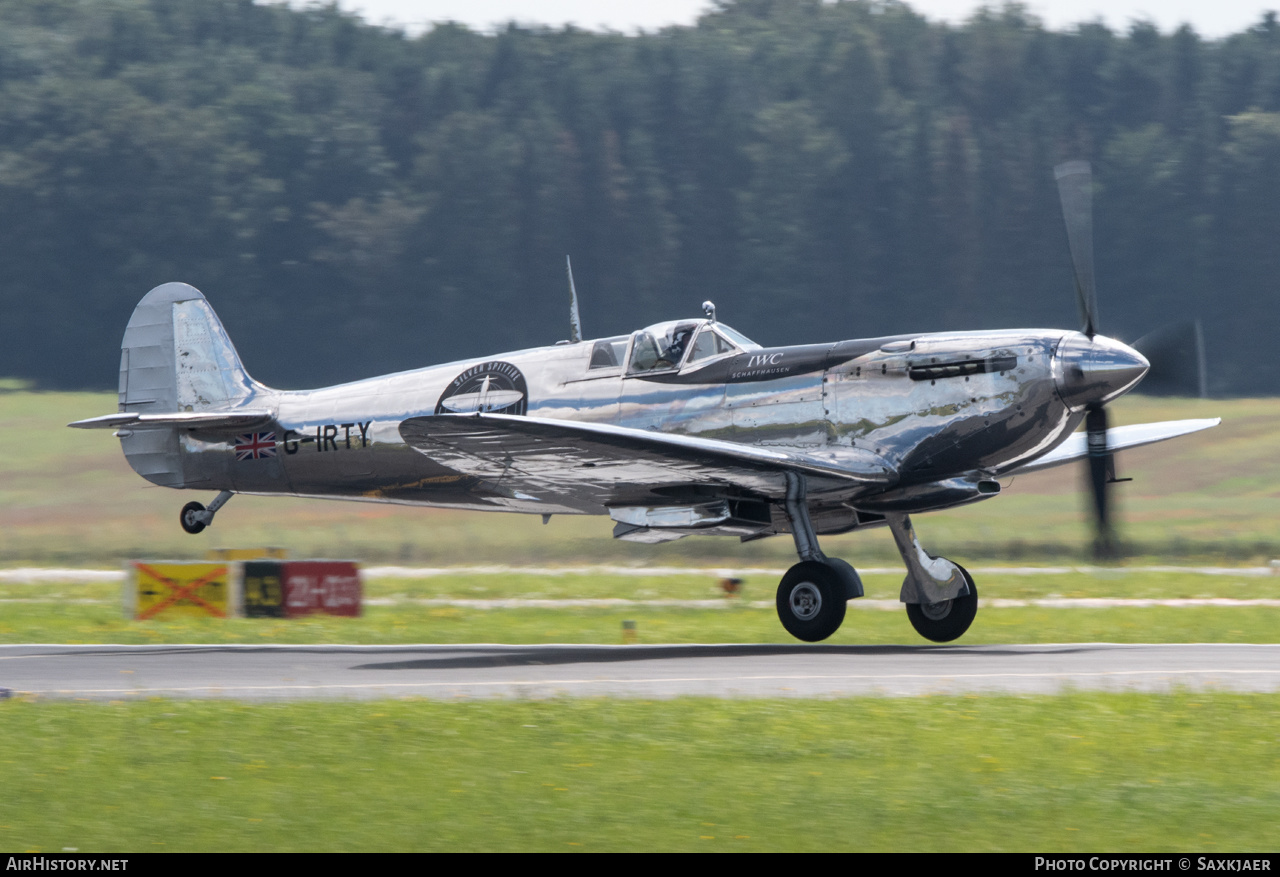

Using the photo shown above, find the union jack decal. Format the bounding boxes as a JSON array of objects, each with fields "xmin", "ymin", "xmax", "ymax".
[{"xmin": 234, "ymin": 432, "xmax": 277, "ymax": 461}]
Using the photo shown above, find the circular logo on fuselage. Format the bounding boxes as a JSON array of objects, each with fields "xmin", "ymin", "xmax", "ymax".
[{"xmin": 434, "ymin": 361, "xmax": 529, "ymax": 416}]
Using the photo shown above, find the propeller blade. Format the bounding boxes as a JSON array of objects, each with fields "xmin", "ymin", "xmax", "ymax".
[
  {"xmin": 1055, "ymin": 160, "xmax": 1099, "ymax": 338},
  {"xmin": 1132, "ymin": 320, "xmax": 1207, "ymax": 398},
  {"xmin": 1085, "ymin": 402, "xmax": 1118, "ymax": 559}
]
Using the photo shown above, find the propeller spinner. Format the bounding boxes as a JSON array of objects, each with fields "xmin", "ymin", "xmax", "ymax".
[{"xmin": 1053, "ymin": 161, "xmax": 1150, "ymax": 559}]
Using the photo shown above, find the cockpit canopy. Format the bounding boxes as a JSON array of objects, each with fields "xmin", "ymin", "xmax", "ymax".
[{"xmin": 588, "ymin": 320, "xmax": 761, "ymax": 374}]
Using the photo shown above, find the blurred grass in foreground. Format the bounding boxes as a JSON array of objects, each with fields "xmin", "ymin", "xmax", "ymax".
[
  {"xmin": 1, "ymin": 694, "xmax": 1276, "ymax": 852},
  {"xmin": 3, "ymin": 604, "xmax": 1279, "ymax": 647},
  {"xmin": 0, "ymin": 390, "xmax": 1261, "ymax": 565},
  {"xmin": 3, "ymin": 604, "xmax": 1280, "ymax": 645},
  {"xmin": 3, "ymin": 568, "xmax": 1280, "ymax": 644},
  {"xmin": 9, "ymin": 568, "xmax": 1280, "ymax": 603}
]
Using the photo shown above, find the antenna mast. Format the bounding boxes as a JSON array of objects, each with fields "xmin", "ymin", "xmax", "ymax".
[{"xmin": 566, "ymin": 255, "xmax": 582, "ymax": 344}]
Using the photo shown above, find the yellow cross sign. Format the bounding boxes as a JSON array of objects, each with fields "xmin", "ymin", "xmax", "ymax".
[{"xmin": 132, "ymin": 562, "xmax": 230, "ymax": 619}]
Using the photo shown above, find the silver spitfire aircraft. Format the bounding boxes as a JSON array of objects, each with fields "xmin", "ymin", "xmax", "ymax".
[{"xmin": 72, "ymin": 162, "xmax": 1217, "ymax": 643}]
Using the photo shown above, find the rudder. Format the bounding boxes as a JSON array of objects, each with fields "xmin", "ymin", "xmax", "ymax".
[
  {"xmin": 118, "ymin": 283, "xmax": 265, "ymax": 486},
  {"xmin": 120, "ymin": 282, "xmax": 261, "ymax": 413}
]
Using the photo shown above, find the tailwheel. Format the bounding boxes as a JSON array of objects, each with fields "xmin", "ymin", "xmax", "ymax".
[
  {"xmin": 776, "ymin": 560, "xmax": 847, "ymax": 643},
  {"xmin": 905, "ymin": 564, "xmax": 978, "ymax": 643},
  {"xmin": 180, "ymin": 501, "xmax": 207, "ymax": 535}
]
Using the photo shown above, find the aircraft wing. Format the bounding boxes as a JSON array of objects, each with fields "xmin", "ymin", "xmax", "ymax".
[
  {"xmin": 68, "ymin": 409, "xmax": 274, "ymax": 431},
  {"xmin": 1012, "ymin": 418, "xmax": 1221, "ymax": 475},
  {"xmin": 399, "ymin": 413, "xmax": 895, "ymax": 506}
]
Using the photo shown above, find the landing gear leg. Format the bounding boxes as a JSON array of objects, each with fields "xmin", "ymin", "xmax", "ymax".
[
  {"xmin": 774, "ymin": 473, "xmax": 863, "ymax": 642},
  {"xmin": 886, "ymin": 513, "xmax": 977, "ymax": 642},
  {"xmin": 180, "ymin": 490, "xmax": 233, "ymax": 535}
]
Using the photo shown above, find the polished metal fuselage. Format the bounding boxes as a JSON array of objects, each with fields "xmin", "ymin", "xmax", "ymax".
[{"xmin": 172, "ymin": 325, "xmax": 1095, "ymax": 519}]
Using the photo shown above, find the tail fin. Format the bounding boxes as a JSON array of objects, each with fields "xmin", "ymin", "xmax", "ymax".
[
  {"xmin": 120, "ymin": 282, "xmax": 264, "ymax": 414},
  {"xmin": 115, "ymin": 283, "xmax": 267, "ymax": 487}
]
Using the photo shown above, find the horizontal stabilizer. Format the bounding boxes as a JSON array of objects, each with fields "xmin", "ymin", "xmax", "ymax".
[
  {"xmin": 399, "ymin": 413, "xmax": 895, "ymax": 505},
  {"xmin": 1013, "ymin": 418, "xmax": 1220, "ymax": 474},
  {"xmin": 68, "ymin": 409, "xmax": 274, "ymax": 431}
]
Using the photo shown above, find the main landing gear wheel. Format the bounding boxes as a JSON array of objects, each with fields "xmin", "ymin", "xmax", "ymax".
[
  {"xmin": 906, "ymin": 564, "xmax": 978, "ymax": 643},
  {"xmin": 180, "ymin": 501, "xmax": 207, "ymax": 535},
  {"xmin": 776, "ymin": 560, "xmax": 847, "ymax": 642}
]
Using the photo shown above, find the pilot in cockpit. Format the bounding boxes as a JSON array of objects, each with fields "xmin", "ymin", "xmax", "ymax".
[
  {"xmin": 666, "ymin": 325, "xmax": 695, "ymax": 363},
  {"xmin": 627, "ymin": 320, "xmax": 703, "ymax": 372}
]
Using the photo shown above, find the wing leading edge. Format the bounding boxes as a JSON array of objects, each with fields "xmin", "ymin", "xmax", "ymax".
[
  {"xmin": 1012, "ymin": 418, "xmax": 1220, "ymax": 475},
  {"xmin": 399, "ymin": 413, "xmax": 896, "ymax": 509}
]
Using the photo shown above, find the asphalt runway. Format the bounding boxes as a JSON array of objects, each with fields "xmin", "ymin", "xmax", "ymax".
[{"xmin": 2, "ymin": 643, "xmax": 1278, "ymax": 700}]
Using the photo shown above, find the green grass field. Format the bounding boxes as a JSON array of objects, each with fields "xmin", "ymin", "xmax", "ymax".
[
  {"xmin": 2, "ymin": 694, "xmax": 1278, "ymax": 852},
  {"xmin": 8, "ymin": 602, "xmax": 1280, "ymax": 646},
  {"xmin": 4, "ymin": 568, "xmax": 1280, "ymax": 645},
  {"xmin": 3, "ymin": 389, "xmax": 1278, "ymax": 852},
  {"xmin": 3, "ymin": 390, "xmax": 1273, "ymax": 647},
  {"xmin": 0, "ymin": 388, "xmax": 1261, "ymax": 565}
]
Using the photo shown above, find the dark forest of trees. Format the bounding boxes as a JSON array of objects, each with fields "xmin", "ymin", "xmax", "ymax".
[{"xmin": 3, "ymin": 0, "xmax": 1280, "ymax": 394}]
